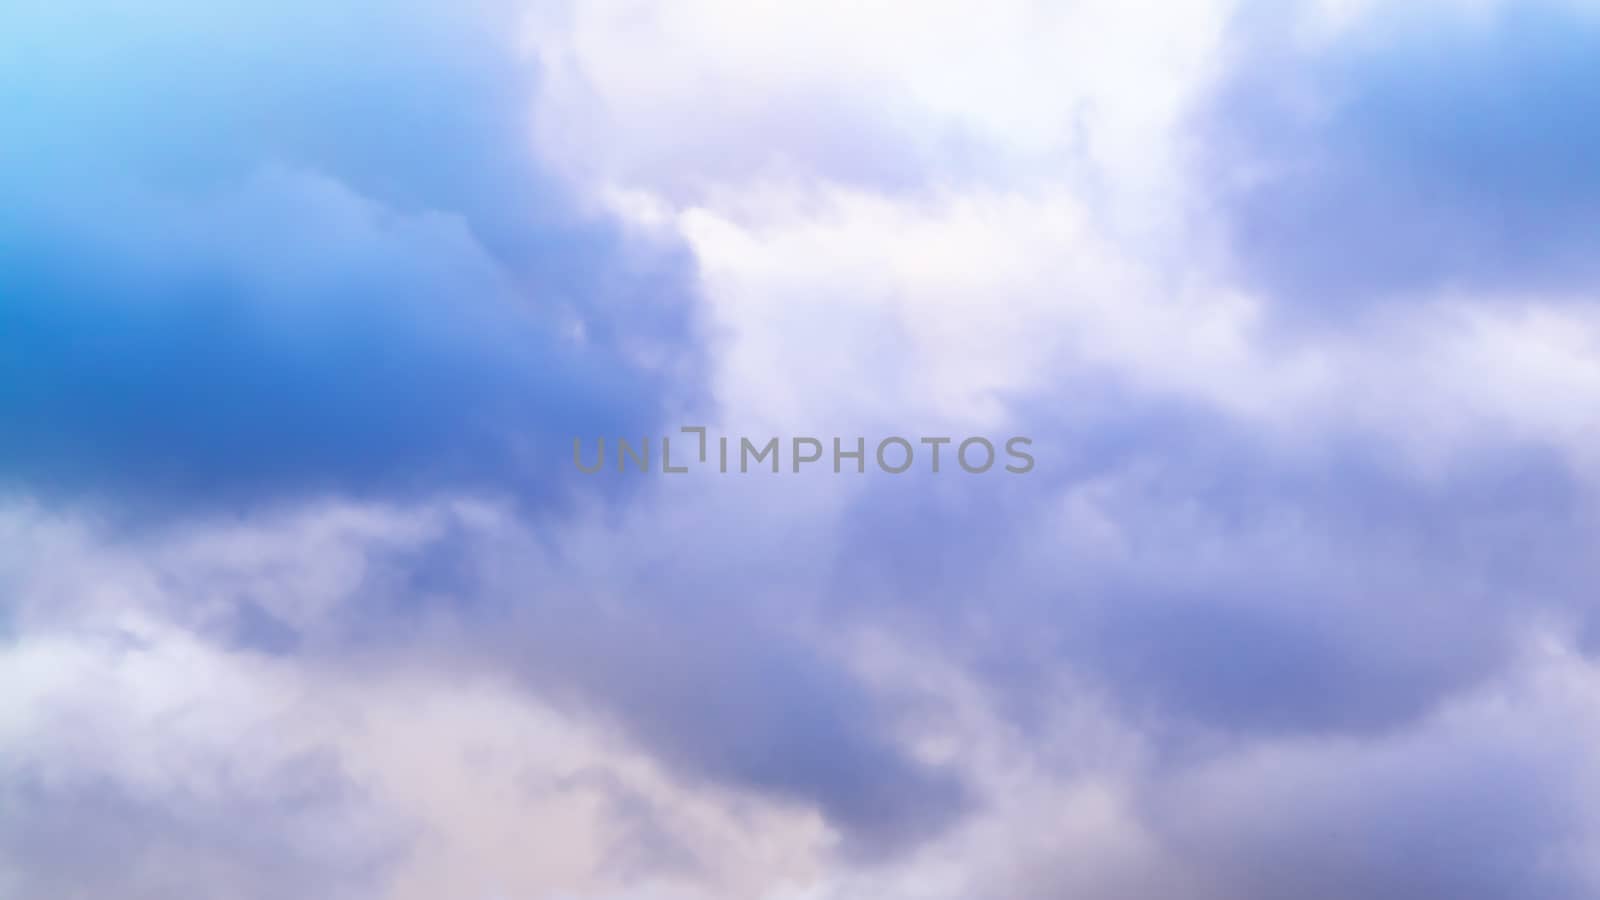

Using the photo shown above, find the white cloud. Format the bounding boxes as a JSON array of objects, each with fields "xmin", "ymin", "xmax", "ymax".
[{"xmin": 521, "ymin": 0, "xmax": 1600, "ymax": 483}]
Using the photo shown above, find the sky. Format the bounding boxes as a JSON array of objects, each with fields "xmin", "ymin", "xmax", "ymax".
[{"xmin": 4, "ymin": 0, "xmax": 1600, "ymax": 897}]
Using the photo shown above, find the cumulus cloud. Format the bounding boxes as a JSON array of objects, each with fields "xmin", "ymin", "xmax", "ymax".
[{"xmin": 6, "ymin": 0, "xmax": 1600, "ymax": 897}]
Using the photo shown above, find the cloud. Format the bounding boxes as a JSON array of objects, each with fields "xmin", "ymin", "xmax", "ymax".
[
  {"xmin": 1203, "ymin": 0, "xmax": 1600, "ymax": 308},
  {"xmin": 0, "ymin": 755, "xmax": 392, "ymax": 900},
  {"xmin": 1155, "ymin": 638, "xmax": 1600, "ymax": 900},
  {"xmin": 0, "ymin": 0, "xmax": 703, "ymax": 512},
  {"xmin": 525, "ymin": 0, "xmax": 1232, "ymax": 217},
  {"xmin": 0, "ymin": 613, "xmax": 403, "ymax": 900},
  {"xmin": 0, "ymin": 508, "xmax": 885, "ymax": 898},
  {"xmin": 0, "ymin": 494, "xmax": 972, "ymax": 859},
  {"xmin": 821, "ymin": 394, "xmax": 1600, "ymax": 739},
  {"xmin": 7, "ymin": 0, "xmax": 1600, "ymax": 897}
]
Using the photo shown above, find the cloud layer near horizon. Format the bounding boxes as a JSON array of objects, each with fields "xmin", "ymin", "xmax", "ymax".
[{"xmin": 5, "ymin": 1, "xmax": 1600, "ymax": 898}]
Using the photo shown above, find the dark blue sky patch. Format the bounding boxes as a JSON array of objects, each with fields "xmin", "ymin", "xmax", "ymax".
[{"xmin": 0, "ymin": 0, "xmax": 704, "ymax": 514}]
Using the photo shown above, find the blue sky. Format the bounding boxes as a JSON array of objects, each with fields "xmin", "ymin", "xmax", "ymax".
[{"xmin": 5, "ymin": 1, "xmax": 1600, "ymax": 898}]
